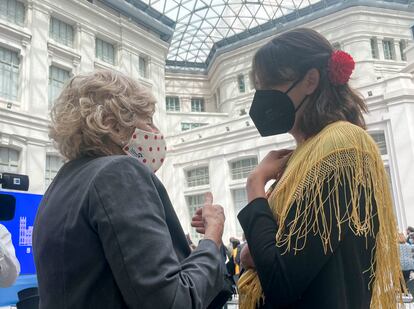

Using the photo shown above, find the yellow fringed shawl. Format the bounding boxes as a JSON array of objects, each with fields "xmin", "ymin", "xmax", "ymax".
[{"xmin": 238, "ymin": 121, "xmax": 404, "ymax": 309}]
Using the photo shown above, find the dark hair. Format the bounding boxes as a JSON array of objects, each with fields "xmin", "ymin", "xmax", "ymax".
[{"xmin": 252, "ymin": 28, "xmax": 367, "ymax": 138}]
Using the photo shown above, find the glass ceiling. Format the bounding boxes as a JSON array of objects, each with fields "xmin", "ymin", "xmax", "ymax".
[{"xmin": 138, "ymin": 0, "xmax": 322, "ymax": 64}]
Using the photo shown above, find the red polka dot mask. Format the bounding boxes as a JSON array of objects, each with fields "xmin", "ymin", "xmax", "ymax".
[{"xmin": 122, "ymin": 128, "xmax": 167, "ymax": 173}]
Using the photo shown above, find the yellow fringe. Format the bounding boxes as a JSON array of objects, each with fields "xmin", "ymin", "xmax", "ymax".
[{"xmin": 238, "ymin": 121, "xmax": 405, "ymax": 309}]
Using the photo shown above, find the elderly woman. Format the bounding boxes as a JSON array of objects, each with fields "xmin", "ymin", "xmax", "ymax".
[{"xmin": 33, "ymin": 70, "xmax": 225, "ymax": 309}]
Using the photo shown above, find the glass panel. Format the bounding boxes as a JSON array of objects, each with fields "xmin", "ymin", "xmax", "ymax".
[
  {"xmin": 191, "ymin": 98, "xmax": 205, "ymax": 112},
  {"xmin": 0, "ymin": 147, "xmax": 19, "ymax": 173},
  {"xmin": 238, "ymin": 74, "xmax": 245, "ymax": 93},
  {"xmin": 181, "ymin": 122, "xmax": 208, "ymax": 131},
  {"xmin": 370, "ymin": 38, "xmax": 378, "ymax": 59},
  {"xmin": 400, "ymin": 40, "xmax": 407, "ymax": 61},
  {"xmin": 369, "ymin": 131, "xmax": 387, "ymax": 155},
  {"xmin": 181, "ymin": 123, "xmax": 191, "ymax": 131},
  {"xmin": 107, "ymin": 43, "xmax": 114, "ymax": 64},
  {"xmin": 231, "ymin": 157, "xmax": 258, "ymax": 180},
  {"xmin": 141, "ymin": 1, "xmax": 325, "ymax": 64},
  {"xmin": 96, "ymin": 38, "xmax": 102, "ymax": 58},
  {"xmin": 45, "ymin": 155, "xmax": 64, "ymax": 188},
  {"xmin": 50, "ymin": 17, "xmax": 74, "ymax": 47},
  {"xmin": 0, "ymin": 46, "xmax": 19, "ymax": 101},
  {"xmin": 186, "ymin": 167, "xmax": 209, "ymax": 187},
  {"xmin": 48, "ymin": 66, "xmax": 70, "ymax": 108},
  {"xmin": 96, "ymin": 39, "xmax": 115, "ymax": 65},
  {"xmin": 15, "ymin": 0, "xmax": 23, "ymax": 25},
  {"xmin": 139, "ymin": 56, "xmax": 147, "ymax": 78},
  {"xmin": 383, "ymin": 40, "xmax": 395, "ymax": 60},
  {"xmin": 166, "ymin": 96, "xmax": 180, "ymax": 111},
  {"xmin": 0, "ymin": 0, "xmax": 24, "ymax": 26},
  {"xmin": 186, "ymin": 194, "xmax": 205, "ymax": 242}
]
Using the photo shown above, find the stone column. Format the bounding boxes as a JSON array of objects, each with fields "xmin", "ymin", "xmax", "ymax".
[
  {"xmin": 78, "ymin": 24, "xmax": 95, "ymax": 72},
  {"xmin": 344, "ymin": 36, "xmax": 377, "ymax": 85},
  {"xmin": 25, "ymin": 141, "xmax": 47, "ymax": 194},
  {"xmin": 26, "ymin": 2, "xmax": 50, "ymax": 116}
]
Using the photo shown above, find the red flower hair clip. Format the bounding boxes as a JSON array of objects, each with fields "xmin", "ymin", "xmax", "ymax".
[{"xmin": 327, "ymin": 50, "xmax": 355, "ymax": 85}]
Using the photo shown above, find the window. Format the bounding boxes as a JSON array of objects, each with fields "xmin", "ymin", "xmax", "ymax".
[
  {"xmin": 139, "ymin": 56, "xmax": 147, "ymax": 78},
  {"xmin": 0, "ymin": 46, "xmax": 19, "ymax": 101},
  {"xmin": 166, "ymin": 96, "xmax": 180, "ymax": 112},
  {"xmin": 186, "ymin": 194, "xmax": 205, "ymax": 242},
  {"xmin": 45, "ymin": 155, "xmax": 64, "ymax": 188},
  {"xmin": 191, "ymin": 98, "xmax": 205, "ymax": 112},
  {"xmin": 369, "ymin": 131, "xmax": 387, "ymax": 155},
  {"xmin": 237, "ymin": 74, "xmax": 245, "ymax": 93},
  {"xmin": 383, "ymin": 39, "xmax": 395, "ymax": 60},
  {"xmin": 49, "ymin": 17, "xmax": 74, "ymax": 47},
  {"xmin": 0, "ymin": 147, "xmax": 19, "ymax": 173},
  {"xmin": 96, "ymin": 38, "xmax": 115, "ymax": 65},
  {"xmin": 48, "ymin": 66, "xmax": 70, "ymax": 108},
  {"xmin": 186, "ymin": 166, "xmax": 209, "ymax": 187},
  {"xmin": 400, "ymin": 40, "xmax": 407, "ymax": 61},
  {"xmin": 332, "ymin": 42, "xmax": 341, "ymax": 50},
  {"xmin": 181, "ymin": 122, "xmax": 208, "ymax": 131},
  {"xmin": 370, "ymin": 37, "xmax": 379, "ymax": 59},
  {"xmin": 231, "ymin": 157, "xmax": 258, "ymax": 180},
  {"xmin": 233, "ymin": 188, "xmax": 248, "ymax": 236},
  {"xmin": 0, "ymin": 0, "xmax": 24, "ymax": 26}
]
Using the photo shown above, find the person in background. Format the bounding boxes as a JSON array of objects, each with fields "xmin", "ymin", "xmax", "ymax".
[
  {"xmin": 0, "ymin": 224, "xmax": 20, "ymax": 287},
  {"xmin": 231, "ymin": 238, "xmax": 241, "ymax": 280},
  {"xmin": 33, "ymin": 70, "xmax": 226, "ymax": 309},
  {"xmin": 407, "ymin": 227, "xmax": 414, "ymax": 243},
  {"xmin": 399, "ymin": 233, "xmax": 414, "ymax": 283},
  {"xmin": 237, "ymin": 28, "xmax": 404, "ymax": 309},
  {"xmin": 235, "ymin": 233, "xmax": 246, "ymax": 275},
  {"xmin": 226, "ymin": 237, "xmax": 236, "ymax": 259}
]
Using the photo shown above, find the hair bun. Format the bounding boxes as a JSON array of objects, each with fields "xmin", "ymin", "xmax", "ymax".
[{"xmin": 327, "ymin": 50, "xmax": 355, "ymax": 85}]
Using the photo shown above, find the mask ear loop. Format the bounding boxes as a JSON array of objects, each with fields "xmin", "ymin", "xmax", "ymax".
[
  {"xmin": 284, "ymin": 78, "xmax": 302, "ymax": 94},
  {"xmin": 284, "ymin": 78, "xmax": 308, "ymax": 112},
  {"xmin": 294, "ymin": 96, "xmax": 308, "ymax": 112}
]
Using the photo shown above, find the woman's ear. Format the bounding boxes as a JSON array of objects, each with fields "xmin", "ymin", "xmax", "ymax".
[
  {"xmin": 304, "ymin": 68, "xmax": 320, "ymax": 95},
  {"xmin": 107, "ymin": 125, "xmax": 133, "ymax": 148}
]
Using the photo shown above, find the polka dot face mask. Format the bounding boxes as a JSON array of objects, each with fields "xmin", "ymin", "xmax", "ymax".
[{"xmin": 123, "ymin": 128, "xmax": 167, "ymax": 173}]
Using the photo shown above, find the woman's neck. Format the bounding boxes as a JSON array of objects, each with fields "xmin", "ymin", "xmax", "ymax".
[{"xmin": 289, "ymin": 127, "xmax": 307, "ymax": 146}]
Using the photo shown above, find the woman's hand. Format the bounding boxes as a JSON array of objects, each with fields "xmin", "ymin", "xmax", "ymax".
[
  {"xmin": 246, "ymin": 149, "xmax": 293, "ymax": 203},
  {"xmin": 191, "ymin": 192, "xmax": 225, "ymax": 248},
  {"xmin": 240, "ymin": 244, "xmax": 255, "ymax": 269}
]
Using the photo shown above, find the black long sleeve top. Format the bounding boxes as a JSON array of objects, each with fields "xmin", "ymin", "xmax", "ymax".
[{"xmin": 238, "ymin": 179, "xmax": 378, "ymax": 309}]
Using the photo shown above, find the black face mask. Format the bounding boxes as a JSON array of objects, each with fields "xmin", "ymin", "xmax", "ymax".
[{"xmin": 249, "ymin": 79, "xmax": 307, "ymax": 137}]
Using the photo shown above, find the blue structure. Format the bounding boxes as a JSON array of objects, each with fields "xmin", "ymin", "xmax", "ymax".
[
  {"xmin": 0, "ymin": 190, "xmax": 41, "ymax": 305},
  {"xmin": 0, "ymin": 275, "xmax": 38, "ymax": 306}
]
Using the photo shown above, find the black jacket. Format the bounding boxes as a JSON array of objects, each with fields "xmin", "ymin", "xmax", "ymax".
[
  {"xmin": 238, "ymin": 179, "xmax": 378, "ymax": 309},
  {"xmin": 33, "ymin": 156, "xmax": 224, "ymax": 309}
]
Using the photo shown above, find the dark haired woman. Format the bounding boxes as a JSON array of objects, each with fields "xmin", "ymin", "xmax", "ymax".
[{"xmin": 237, "ymin": 28, "xmax": 404, "ymax": 309}]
